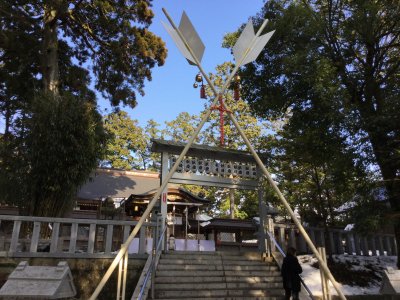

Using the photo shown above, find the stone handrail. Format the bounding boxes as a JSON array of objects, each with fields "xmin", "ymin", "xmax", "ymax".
[{"xmin": 0, "ymin": 215, "xmax": 155, "ymax": 258}]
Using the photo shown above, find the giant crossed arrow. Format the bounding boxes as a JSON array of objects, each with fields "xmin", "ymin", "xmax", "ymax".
[
  {"xmin": 162, "ymin": 9, "xmax": 346, "ymax": 300},
  {"xmin": 90, "ymin": 9, "xmax": 346, "ymax": 300}
]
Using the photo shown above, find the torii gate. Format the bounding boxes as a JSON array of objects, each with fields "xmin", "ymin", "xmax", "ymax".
[{"xmin": 90, "ymin": 9, "xmax": 346, "ymax": 300}]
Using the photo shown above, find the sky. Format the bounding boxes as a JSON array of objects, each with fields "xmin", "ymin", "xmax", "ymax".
[{"xmin": 99, "ymin": 0, "xmax": 266, "ymax": 128}]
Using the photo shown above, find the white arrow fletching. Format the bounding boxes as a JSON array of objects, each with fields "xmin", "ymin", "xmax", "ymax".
[
  {"xmin": 232, "ymin": 20, "xmax": 255, "ymax": 66},
  {"xmin": 241, "ymin": 30, "xmax": 275, "ymax": 66},
  {"xmin": 233, "ymin": 19, "xmax": 274, "ymax": 67},
  {"xmin": 162, "ymin": 21, "xmax": 195, "ymax": 64},
  {"xmin": 178, "ymin": 11, "xmax": 205, "ymax": 65}
]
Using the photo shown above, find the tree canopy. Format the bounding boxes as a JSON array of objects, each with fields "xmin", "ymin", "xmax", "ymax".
[
  {"xmin": 1, "ymin": 0, "xmax": 167, "ymax": 104},
  {"xmin": 0, "ymin": 0, "xmax": 166, "ymax": 217},
  {"xmin": 227, "ymin": 0, "xmax": 400, "ymax": 263}
]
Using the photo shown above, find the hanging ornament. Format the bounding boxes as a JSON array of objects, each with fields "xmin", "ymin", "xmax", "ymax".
[
  {"xmin": 200, "ymin": 85, "xmax": 206, "ymax": 99},
  {"xmin": 193, "ymin": 73, "xmax": 207, "ymax": 99}
]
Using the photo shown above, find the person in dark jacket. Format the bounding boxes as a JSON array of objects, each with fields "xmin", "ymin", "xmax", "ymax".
[{"xmin": 281, "ymin": 246, "xmax": 303, "ymax": 300}]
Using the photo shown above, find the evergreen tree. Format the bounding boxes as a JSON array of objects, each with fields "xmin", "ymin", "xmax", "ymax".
[
  {"xmin": 103, "ymin": 111, "xmax": 146, "ymax": 170},
  {"xmin": 0, "ymin": 1, "xmax": 166, "ymax": 216},
  {"xmin": 228, "ymin": 0, "xmax": 400, "ymax": 263}
]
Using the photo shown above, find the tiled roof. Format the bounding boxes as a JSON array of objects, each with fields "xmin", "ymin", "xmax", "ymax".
[{"xmin": 77, "ymin": 168, "xmax": 160, "ymax": 200}]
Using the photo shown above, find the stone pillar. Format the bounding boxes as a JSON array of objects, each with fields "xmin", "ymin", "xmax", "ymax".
[
  {"xmin": 298, "ymin": 232, "xmax": 308, "ymax": 254},
  {"xmin": 371, "ymin": 236, "xmax": 377, "ymax": 256},
  {"xmin": 279, "ymin": 226, "xmax": 286, "ymax": 248},
  {"xmin": 267, "ymin": 216, "xmax": 275, "ymax": 253},
  {"xmin": 337, "ymin": 232, "xmax": 344, "ymax": 254},
  {"xmin": 257, "ymin": 168, "xmax": 267, "ymax": 253},
  {"xmin": 319, "ymin": 230, "xmax": 325, "ymax": 247},
  {"xmin": 385, "ymin": 236, "xmax": 393, "ymax": 255},
  {"xmin": 160, "ymin": 152, "xmax": 169, "ymax": 250},
  {"xmin": 377, "ymin": 236, "xmax": 384, "ymax": 256},
  {"xmin": 392, "ymin": 236, "xmax": 397, "ymax": 255},
  {"xmin": 328, "ymin": 231, "xmax": 335, "ymax": 254},
  {"xmin": 346, "ymin": 233, "xmax": 355, "ymax": 255},
  {"xmin": 354, "ymin": 234, "xmax": 361, "ymax": 255},
  {"xmin": 362, "ymin": 237, "xmax": 369, "ymax": 256},
  {"xmin": 289, "ymin": 228, "xmax": 296, "ymax": 247}
]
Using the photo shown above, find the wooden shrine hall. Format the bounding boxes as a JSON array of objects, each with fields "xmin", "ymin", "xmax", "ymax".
[{"xmin": 125, "ymin": 186, "xmax": 210, "ymax": 239}]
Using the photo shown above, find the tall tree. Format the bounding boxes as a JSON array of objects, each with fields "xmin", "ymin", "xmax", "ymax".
[
  {"xmin": 228, "ymin": 0, "xmax": 400, "ymax": 265},
  {"xmin": 103, "ymin": 111, "xmax": 146, "ymax": 170},
  {"xmin": 142, "ymin": 119, "xmax": 163, "ymax": 170},
  {"xmin": 164, "ymin": 112, "xmax": 201, "ymax": 143},
  {"xmin": 0, "ymin": 0, "xmax": 166, "ymax": 105},
  {"xmin": 0, "ymin": 92, "xmax": 106, "ymax": 216},
  {"xmin": 0, "ymin": 1, "xmax": 166, "ymax": 216}
]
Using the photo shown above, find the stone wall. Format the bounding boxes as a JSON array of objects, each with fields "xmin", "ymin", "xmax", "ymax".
[{"xmin": 0, "ymin": 257, "xmax": 146, "ymax": 299}]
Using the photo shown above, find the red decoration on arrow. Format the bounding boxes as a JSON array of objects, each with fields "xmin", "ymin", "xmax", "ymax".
[{"xmin": 211, "ymin": 95, "xmax": 231, "ymax": 147}]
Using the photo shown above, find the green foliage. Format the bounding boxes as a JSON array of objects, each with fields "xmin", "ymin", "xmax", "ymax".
[
  {"xmin": 164, "ymin": 112, "xmax": 201, "ymax": 143},
  {"xmin": 143, "ymin": 119, "xmax": 163, "ymax": 170},
  {"xmin": 0, "ymin": 92, "xmax": 106, "ymax": 216},
  {"xmin": 103, "ymin": 111, "xmax": 147, "ymax": 170},
  {"xmin": 0, "ymin": 0, "xmax": 166, "ymax": 218},
  {"xmin": 226, "ymin": 0, "xmax": 399, "ymax": 234},
  {"xmin": 0, "ymin": 0, "xmax": 166, "ymax": 107}
]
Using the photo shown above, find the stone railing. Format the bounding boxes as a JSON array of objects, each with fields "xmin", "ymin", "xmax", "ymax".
[
  {"xmin": 271, "ymin": 222, "xmax": 397, "ymax": 256},
  {"xmin": 0, "ymin": 215, "xmax": 156, "ymax": 258}
]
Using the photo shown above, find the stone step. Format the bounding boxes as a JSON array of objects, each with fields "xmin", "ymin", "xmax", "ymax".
[
  {"xmin": 154, "ymin": 297, "xmax": 284, "ymax": 300},
  {"xmin": 158, "ymin": 258, "xmax": 223, "ymax": 265},
  {"xmin": 155, "ymin": 275, "xmax": 282, "ymax": 284},
  {"xmin": 162, "ymin": 251, "xmax": 263, "ymax": 259},
  {"xmin": 224, "ymin": 270, "xmax": 281, "ymax": 277},
  {"xmin": 157, "ymin": 264, "xmax": 277, "ymax": 271},
  {"xmin": 223, "ymin": 265, "xmax": 278, "ymax": 271},
  {"xmin": 155, "ymin": 281, "xmax": 283, "ymax": 291},
  {"xmin": 155, "ymin": 288, "xmax": 285, "ymax": 299},
  {"xmin": 155, "ymin": 270, "xmax": 225, "ymax": 277},
  {"xmin": 155, "ymin": 269, "xmax": 281, "ymax": 277},
  {"xmin": 159, "ymin": 258, "xmax": 269, "ymax": 266},
  {"xmin": 154, "ymin": 251, "xmax": 284, "ymax": 300}
]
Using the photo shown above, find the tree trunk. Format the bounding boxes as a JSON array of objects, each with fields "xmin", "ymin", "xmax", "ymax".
[
  {"xmin": 42, "ymin": 5, "xmax": 59, "ymax": 95},
  {"xmin": 359, "ymin": 100, "xmax": 400, "ymax": 267}
]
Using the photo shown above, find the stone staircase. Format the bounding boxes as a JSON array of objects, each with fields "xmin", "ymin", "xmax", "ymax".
[{"xmin": 153, "ymin": 251, "xmax": 285, "ymax": 300}]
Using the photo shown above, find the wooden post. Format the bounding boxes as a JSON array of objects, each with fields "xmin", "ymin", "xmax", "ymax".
[{"xmin": 318, "ymin": 247, "xmax": 330, "ymax": 300}]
